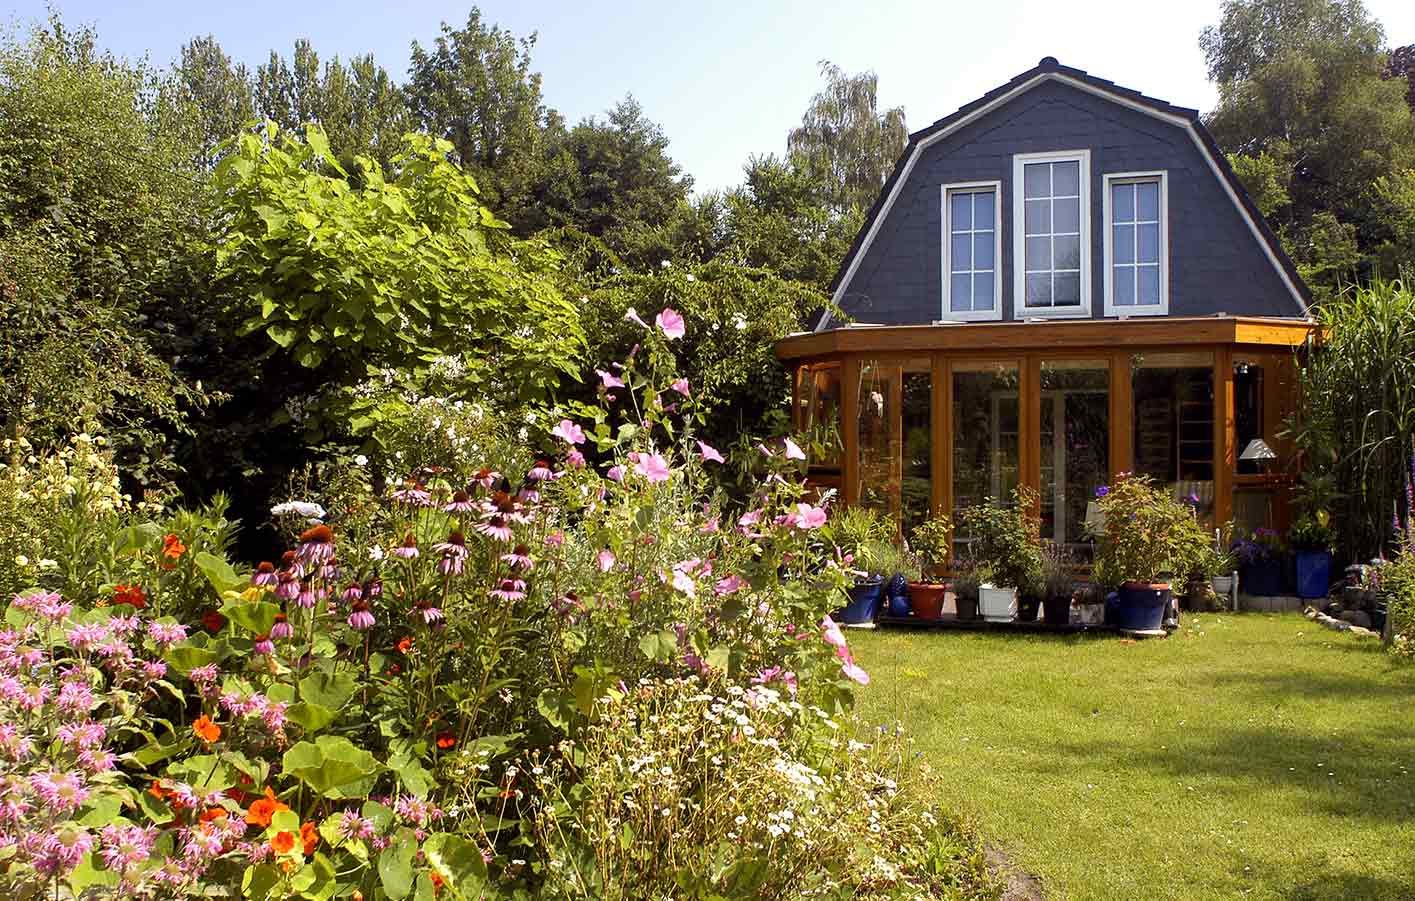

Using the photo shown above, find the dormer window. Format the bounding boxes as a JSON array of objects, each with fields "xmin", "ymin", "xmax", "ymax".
[
  {"xmin": 940, "ymin": 181, "xmax": 1002, "ymax": 321},
  {"xmin": 1013, "ymin": 150, "xmax": 1091, "ymax": 318},
  {"xmin": 1104, "ymin": 171, "xmax": 1169, "ymax": 315}
]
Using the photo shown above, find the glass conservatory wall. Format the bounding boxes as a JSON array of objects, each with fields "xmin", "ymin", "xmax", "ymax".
[
  {"xmin": 1132, "ymin": 352, "xmax": 1216, "ymax": 521},
  {"xmin": 1039, "ymin": 360, "xmax": 1109, "ymax": 559},
  {"xmin": 952, "ymin": 361, "xmax": 1020, "ymax": 557}
]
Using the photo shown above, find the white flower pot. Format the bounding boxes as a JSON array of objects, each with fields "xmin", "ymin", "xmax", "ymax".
[
  {"xmin": 1074, "ymin": 602, "xmax": 1106, "ymax": 625},
  {"xmin": 979, "ymin": 584, "xmax": 1017, "ymax": 622},
  {"xmin": 1212, "ymin": 574, "xmax": 1236, "ymax": 596}
]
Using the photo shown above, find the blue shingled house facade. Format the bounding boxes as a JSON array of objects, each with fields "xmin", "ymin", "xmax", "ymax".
[{"xmin": 779, "ymin": 58, "xmax": 1314, "ymax": 555}]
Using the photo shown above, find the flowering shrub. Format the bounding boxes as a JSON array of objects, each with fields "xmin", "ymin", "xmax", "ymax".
[
  {"xmin": 1231, "ymin": 528, "xmax": 1285, "ymax": 566},
  {"xmin": 0, "ymin": 308, "xmax": 989, "ymax": 896},
  {"xmin": 1092, "ymin": 474, "xmax": 1211, "ymax": 588}
]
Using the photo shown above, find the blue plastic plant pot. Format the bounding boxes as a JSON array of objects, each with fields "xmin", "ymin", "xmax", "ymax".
[
  {"xmin": 837, "ymin": 578, "xmax": 884, "ymax": 624},
  {"xmin": 1242, "ymin": 560, "xmax": 1283, "ymax": 597},
  {"xmin": 1114, "ymin": 583, "xmax": 1170, "ymax": 631},
  {"xmin": 1294, "ymin": 550, "xmax": 1332, "ymax": 599},
  {"xmin": 886, "ymin": 583, "xmax": 912, "ymax": 618}
]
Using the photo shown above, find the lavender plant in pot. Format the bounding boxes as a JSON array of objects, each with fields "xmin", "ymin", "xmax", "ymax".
[
  {"xmin": 951, "ymin": 560, "xmax": 985, "ymax": 621},
  {"xmin": 908, "ymin": 514, "xmax": 953, "ymax": 620},
  {"xmin": 1039, "ymin": 542, "xmax": 1075, "ymax": 625},
  {"xmin": 1092, "ymin": 474, "xmax": 1210, "ymax": 631}
]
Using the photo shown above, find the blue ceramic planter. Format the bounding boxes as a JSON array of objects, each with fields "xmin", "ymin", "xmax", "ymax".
[
  {"xmin": 837, "ymin": 578, "xmax": 884, "ymax": 624},
  {"xmin": 1294, "ymin": 550, "xmax": 1332, "ymax": 599},
  {"xmin": 885, "ymin": 573, "xmax": 911, "ymax": 617},
  {"xmin": 1113, "ymin": 583, "xmax": 1170, "ymax": 631}
]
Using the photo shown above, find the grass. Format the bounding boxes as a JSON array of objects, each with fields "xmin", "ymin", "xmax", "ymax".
[{"xmin": 849, "ymin": 613, "xmax": 1415, "ymax": 901}]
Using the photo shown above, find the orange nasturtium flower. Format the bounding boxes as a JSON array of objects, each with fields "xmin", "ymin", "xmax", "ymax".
[
  {"xmin": 199, "ymin": 806, "xmax": 228, "ymax": 824},
  {"xmin": 300, "ymin": 821, "xmax": 319, "ymax": 856},
  {"xmin": 192, "ymin": 716, "xmax": 221, "ymax": 744},
  {"xmin": 435, "ymin": 731, "xmax": 457, "ymax": 750},
  {"xmin": 113, "ymin": 583, "xmax": 147, "ymax": 609},
  {"xmin": 162, "ymin": 534, "xmax": 187, "ymax": 559},
  {"xmin": 270, "ymin": 831, "xmax": 296, "ymax": 855},
  {"xmin": 245, "ymin": 787, "xmax": 290, "ymax": 827},
  {"xmin": 396, "ymin": 637, "xmax": 413, "ymax": 654},
  {"xmin": 429, "ymin": 872, "xmax": 445, "ymax": 893}
]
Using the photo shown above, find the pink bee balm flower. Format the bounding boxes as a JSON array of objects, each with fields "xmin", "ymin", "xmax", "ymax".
[
  {"xmin": 655, "ymin": 308, "xmax": 685, "ymax": 339},
  {"xmin": 793, "ymin": 503, "xmax": 828, "ymax": 529},
  {"xmin": 670, "ymin": 378, "xmax": 690, "ymax": 397},
  {"xmin": 597, "ymin": 369, "xmax": 626, "ymax": 389},
  {"xmin": 633, "ymin": 452, "xmax": 672, "ymax": 484},
  {"xmin": 697, "ymin": 441, "xmax": 725, "ymax": 464},
  {"xmin": 596, "ymin": 550, "xmax": 616, "ymax": 572},
  {"xmin": 551, "ymin": 419, "xmax": 585, "ymax": 445},
  {"xmin": 625, "ymin": 307, "xmax": 649, "ymax": 329},
  {"xmin": 783, "ymin": 437, "xmax": 807, "ymax": 460}
]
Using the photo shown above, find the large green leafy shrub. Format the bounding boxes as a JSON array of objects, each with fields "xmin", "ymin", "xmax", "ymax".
[{"xmin": 1092, "ymin": 474, "xmax": 1211, "ymax": 588}]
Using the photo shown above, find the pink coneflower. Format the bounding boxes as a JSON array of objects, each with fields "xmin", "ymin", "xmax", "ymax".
[
  {"xmin": 296, "ymin": 525, "xmax": 336, "ymax": 566},
  {"xmin": 251, "ymin": 562, "xmax": 278, "ymax": 587},
  {"xmin": 526, "ymin": 460, "xmax": 555, "ymax": 481},
  {"xmin": 474, "ymin": 515, "xmax": 513, "ymax": 543},
  {"xmin": 391, "ymin": 481, "xmax": 432, "ymax": 506},
  {"xmin": 270, "ymin": 613, "xmax": 293, "ymax": 640},
  {"xmin": 341, "ymin": 583, "xmax": 364, "ymax": 604},
  {"xmin": 471, "ymin": 468, "xmax": 501, "ymax": 490},
  {"xmin": 275, "ymin": 571, "xmax": 299, "ymax": 601},
  {"xmin": 147, "ymin": 621, "xmax": 187, "ymax": 647},
  {"xmin": 347, "ymin": 600, "xmax": 376, "ymax": 631},
  {"xmin": 414, "ymin": 602, "xmax": 443, "ymax": 625},
  {"xmin": 489, "ymin": 579, "xmax": 526, "ymax": 602},
  {"xmin": 434, "ymin": 532, "xmax": 468, "ymax": 575},
  {"xmin": 295, "ymin": 582, "xmax": 317, "ymax": 610},
  {"xmin": 393, "ymin": 534, "xmax": 419, "ymax": 559},
  {"xmin": 444, "ymin": 490, "xmax": 475, "ymax": 514},
  {"xmin": 500, "ymin": 545, "xmax": 534, "ymax": 571},
  {"xmin": 319, "ymin": 559, "xmax": 340, "ymax": 582},
  {"xmin": 253, "ymin": 634, "xmax": 274, "ymax": 656},
  {"xmin": 31, "ymin": 771, "xmax": 89, "ymax": 814}
]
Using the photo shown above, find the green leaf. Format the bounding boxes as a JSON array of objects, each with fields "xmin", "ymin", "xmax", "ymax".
[
  {"xmin": 242, "ymin": 863, "xmax": 282, "ymax": 900},
  {"xmin": 638, "ymin": 629, "xmax": 678, "ymax": 663},
  {"xmin": 422, "ymin": 833, "xmax": 487, "ymax": 898},
  {"xmin": 221, "ymin": 598, "xmax": 280, "ymax": 636},
  {"xmin": 536, "ymin": 688, "xmax": 577, "ymax": 731},
  {"xmin": 387, "ymin": 747, "xmax": 432, "ymax": 799},
  {"xmin": 298, "ymin": 670, "xmax": 358, "ymax": 710},
  {"xmin": 286, "ymin": 702, "xmax": 338, "ymax": 734},
  {"xmin": 705, "ymin": 646, "xmax": 731, "ymax": 674},
  {"xmin": 378, "ymin": 828, "xmax": 417, "ymax": 900},
  {"xmin": 282, "ymin": 735, "xmax": 382, "ymax": 799},
  {"xmin": 114, "ymin": 522, "xmax": 162, "ymax": 556},
  {"xmin": 195, "ymin": 551, "xmax": 245, "ymax": 594},
  {"xmin": 267, "ymin": 324, "xmax": 298, "ymax": 348},
  {"xmin": 164, "ymin": 642, "xmax": 221, "ymax": 676},
  {"xmin": 68, "ymin": 853, "xmax": 119, "ymax": 893}
]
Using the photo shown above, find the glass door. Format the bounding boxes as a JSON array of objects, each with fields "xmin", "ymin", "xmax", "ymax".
[{"xmin": 1039, "ymin": 361, "xmax": 1109, "ymax": 560}]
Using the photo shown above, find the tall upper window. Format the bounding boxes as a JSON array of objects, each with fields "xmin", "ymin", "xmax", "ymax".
[
  {"xmin": 1013, "ymin": 150, "xmax": 1090, "ymax": 317},
  {"xmin": 940, "ymin": 181, "xmax": 1001, "ymax": 321},
  {"xmin": 1104, "ymin": 171, "xmax": 1168, "ymax": 315}
]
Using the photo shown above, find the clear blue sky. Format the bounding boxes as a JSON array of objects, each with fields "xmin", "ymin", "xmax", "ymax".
[{"xmin": 7, "ymin": 0, "xmax": 1415, "ymax": 193}]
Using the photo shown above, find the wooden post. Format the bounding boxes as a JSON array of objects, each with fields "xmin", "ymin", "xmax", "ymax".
[
  {"xmin": 1022, "ymin": 355, "xmax": 1042, "ymax": 506},
  {"xmin": 1214, "ymin": 348, "xmax": 1234, "ymax": 527},
  {"xmin": 1109, "ymin": 351, "xmax": 1133, "ymax": 479},
  {"xmin": 842, "ymin": 356, "xmax": 860, "ymax": 508},
  {"xmin": 931, "ymin": 355, "xmax": 948, "ymax": 520}
]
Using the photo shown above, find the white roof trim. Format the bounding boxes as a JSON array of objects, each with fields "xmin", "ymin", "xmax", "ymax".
[{"xmin": 820, "ymin": 71, "xmax": 1307, "ymax": 330}]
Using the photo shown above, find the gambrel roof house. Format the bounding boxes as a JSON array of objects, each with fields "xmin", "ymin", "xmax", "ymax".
[{"xmin": 779, "ymin": 58, "xmax": 1313, "ymax": 562}]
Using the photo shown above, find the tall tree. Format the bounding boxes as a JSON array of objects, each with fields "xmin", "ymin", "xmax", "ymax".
[
  {"xmin": 1200, "ymin": 0, "xmax": 1415, "ymax": 291},
  {"xmin": 175, "ymin": 35, "xmax": 253, "ymax": 167},
  {"xmin": 406, "ymin": 8, "xmax": 548, "ymax": 223},
  {"xmin": 1386, "ymin": 44, "xmax": 1415, "ymax": 114},
  {"xmin": 786, "ymin": 62, "xmax": 907, "ymax": 217}
]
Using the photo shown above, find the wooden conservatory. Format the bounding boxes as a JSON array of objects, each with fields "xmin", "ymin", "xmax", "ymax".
[
  {"xmin": 782, "ymin": 58, "xmax": 1319, "ymax": 559},
  {"xmin": 782, "ymin": 317, "xmax": 1312, "ymax": 560}
]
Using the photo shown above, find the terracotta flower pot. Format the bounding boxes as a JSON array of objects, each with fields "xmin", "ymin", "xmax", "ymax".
[{"xmin": 908, "ymin": 582, "xmax": 948, "ymax": 620}]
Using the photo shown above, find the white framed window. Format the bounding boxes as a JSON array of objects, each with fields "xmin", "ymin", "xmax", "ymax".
[
  {"xmin": 940, "ymin": 181, "xmax": 1002, "ymax": 321},
  {"xmin": 1103, "ymin": 171, "xmax": 1169, "ymax": 316},
  {"xmin": 1013, "ymin": 150, "xmax": 1091, "ymax": 318}
]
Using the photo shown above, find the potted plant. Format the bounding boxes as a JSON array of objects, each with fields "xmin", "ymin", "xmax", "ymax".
[
  {"xmin": 908, "ymin": 514, "xmax": 953, "ymax": 620},
  {"xmin": 1289, "ymin": 514, "xmax": 1335, "ymax": 599},
  {"xmin": 823, "ymin": 508, "xmax": 893, "ymax": 624},
  {"xmin": 957, "ymin": 488, "xmax": 1043, "ymax": 623},
  {"xmin": 1074, "ymin": 582, "xmax": 1106, "ymax": 625},
  {"xmin": 951, "ymin": 560, "xmax": 984, "ymax": 621},
  {"xmin": 1038, "ymin": 542, "xmax": 1075, "ymax": 625},
  {"xmin": 1092, "ymin": 474, "xmax": 1210, "ymax": 632},
  {"xmin": 873, "ymin": 543, "xmax": 921, "ymax": 618},
  {"xmin": 1231, "ymin": 528, "xmax": 1285, "ymax": 597}
]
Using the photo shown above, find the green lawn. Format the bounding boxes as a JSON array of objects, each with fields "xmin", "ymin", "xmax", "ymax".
[{"xmin": 850, "ymin": 613, "xmax": 1415, "ymax": 901}]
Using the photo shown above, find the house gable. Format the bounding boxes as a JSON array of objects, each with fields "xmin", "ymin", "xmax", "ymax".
[{"xmin": 823, "ymin": 59, "xmax": 1309, "ymax": 329}]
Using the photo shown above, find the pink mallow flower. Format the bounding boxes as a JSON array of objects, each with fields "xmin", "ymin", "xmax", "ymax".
[
  {"xmin": 597, "ymin": 369, "xmax": 626, "ymax": 389},
  {"xmin": 793, "ymin": 503, "xmax": 828, "ymax": 530},
  {"xmin": 670, "ymin": 378, "xmax": 690, "ymax": 397},
  {"xmin": 655, "ymin": 308, "xmax": 685, "ymax": 339},
  {"xmin": 783, "ymin": 437, "xmax": 807, "ymax": 461},
  {"xmin": 625, "ymin": 307, "xmax": 649, "ymax": 329},
  {"xmin": 632, "ymin": 452, "xmax": 672, "ymax": 484},
  {"xmin": 551, "ymin": 419, "xmax": 585, "ymax": 445},
  {"xmin": 596, "ymin": 550, "xmax": 616, "ymax": 573},
  {"xmin": 697, "ymin": 441, "xmax": 725, "ymax": 464}
]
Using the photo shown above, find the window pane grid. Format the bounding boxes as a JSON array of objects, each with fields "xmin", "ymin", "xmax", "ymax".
[
  {"xmin": 1110, "ymin": 179, "xmax": 1161, "ymax": 307},
  {"xmin": 947, "ymin": 188, "xmax": 996, "ymax": 313},
  {"xmin": 1022, "ymin": 160, "xmax": 1082, "ymax": 308}
]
